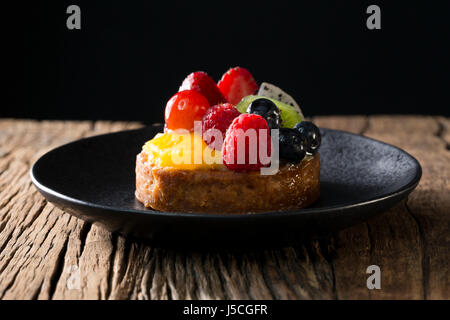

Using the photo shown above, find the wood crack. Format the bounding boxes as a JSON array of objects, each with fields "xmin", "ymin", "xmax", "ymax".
[
  {"xmin": 365, "ymin": 223, "xmax": 374, "ymax": 256},
  {"xmin": 0, "ymin": 188, "xmax": 21, "ymax": 211},
  {"xmin": 270, "ymin": 250, "xmax": 301, "ymax": 299},
  {"xmin": 0, "ymin": 201, "xmax": 47, "ymax": 274},
  {"xmin": 359, "ymin": 116, "xmax": 370, "ymax": 135},
  {"xmin": 0, "ymin": 157, "xmax": 13, "ymax": 180},
  {"xmin": 435, "ymin": 117, "xmax": 450, "ymax": 150},
  {"xmin": 404, "ymin": 198, "xmax": 429, "ymax": 300},
  {"xmin": 0, "ymin": 263, "xmax": 20, "ymax": 299},
  {"xmin": 212, "ymin": 254, "xmax": 229, "ymax": 299},
  {"xmin": 78, "ymin": 222, "xmax": 92, "ymax": 259},
  {"xmin": 255, "ymin": 252, "xmax": 277, "ymax": 299},
  {"xmin": 318, "ymin": 237, "xmax": 338, "ymax": 299},
  {"xmin": 48, "ymin": 237, "xmax": 69, "ymax": 299},
  {"xmin": 0, "ymin": 229, "xmax": 15, "ymax": 261},
  {"xmin": 105, "ymin": 232, "xmax": 118, "ymax": 300},
  {"xmin": 143, "ymin": 247, "xmax": 157, "ymax": 300}
]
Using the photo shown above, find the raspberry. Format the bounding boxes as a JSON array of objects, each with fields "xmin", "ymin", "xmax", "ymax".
[
  {"xmin": 202, "ymin": 103, "xmax": 241, "ymax": 150},
  {"xmin": 179, "ymin": 71, "xmax": 227, "ymax": 106},
  {"xmin": 222, "ymin": 113, "xmax": 272, "ymax": 171}
]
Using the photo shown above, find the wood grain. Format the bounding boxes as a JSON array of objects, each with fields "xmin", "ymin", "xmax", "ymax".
[{"xmin": 0, "ymin": 117, "xmax": 448, "ymax": 300}]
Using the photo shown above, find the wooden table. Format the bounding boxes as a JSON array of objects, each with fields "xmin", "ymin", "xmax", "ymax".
[{"xmin": 0, "ymin": 116, "xmax": 448, "ymax": 300}]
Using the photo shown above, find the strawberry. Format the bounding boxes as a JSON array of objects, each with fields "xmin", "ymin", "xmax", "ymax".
[
  {"xmin": 217, "ymin": 67, "xmax": 259, "ymax": 105},
  {"xmin": 179, "ymin": 71, "xmax": 226, "ymax": 106}
]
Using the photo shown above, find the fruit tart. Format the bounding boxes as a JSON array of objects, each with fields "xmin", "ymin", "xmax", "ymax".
[{"xmin": 135, "ymin": 67, "xmax": 321, "ymax": 214}]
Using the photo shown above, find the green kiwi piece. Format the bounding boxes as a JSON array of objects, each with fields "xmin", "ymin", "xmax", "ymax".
[{"xmin": 235, "ymin": 95, "xmax": 303, "ymax": 128}]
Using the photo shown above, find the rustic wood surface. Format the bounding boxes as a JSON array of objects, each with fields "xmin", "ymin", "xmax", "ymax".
[{"xmin": 0, "ymin": 116, "xmax": 448, "ymax": 300}]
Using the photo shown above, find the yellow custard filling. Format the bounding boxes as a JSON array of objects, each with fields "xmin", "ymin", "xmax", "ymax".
[{"xmin": 142, "ymin": 132, "xmax": 224, "ymax": 170}]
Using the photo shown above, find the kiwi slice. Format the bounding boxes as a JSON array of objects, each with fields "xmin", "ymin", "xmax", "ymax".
[{"xmin": 235, "ymin": 95, "xmax": 303, "ymax": 128}]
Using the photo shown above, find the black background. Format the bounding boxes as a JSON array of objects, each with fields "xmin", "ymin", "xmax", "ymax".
[{"xmin": 6, "ymin": 1, "xmax": 450, "ymax": 123}]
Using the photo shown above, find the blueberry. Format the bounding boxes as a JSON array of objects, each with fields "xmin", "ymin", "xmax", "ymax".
[
  {"xmin": 294, "ymin": 121, "xmax": 321, "ymax": 154},
  {"xmin": 278, "ymin": 128, "xmax": 307, "ymax": 162},
  {"xmin": 247, "ymin": 98, "xmax": 281, "ymax": 129}
]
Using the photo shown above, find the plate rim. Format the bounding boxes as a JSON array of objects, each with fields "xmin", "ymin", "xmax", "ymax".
[{"xmin": 30, "ymin": 127, "xmax": 422, "ymax": 221}]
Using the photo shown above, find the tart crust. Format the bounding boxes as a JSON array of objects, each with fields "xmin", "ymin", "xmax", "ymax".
[{"xmin": 135, "ymin": 151, "xmax": 320, "ymax": 214}]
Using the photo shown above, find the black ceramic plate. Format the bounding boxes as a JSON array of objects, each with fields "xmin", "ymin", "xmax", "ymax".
[{"xmin": 31, "ymin": 126, "xmax": 421, "ymax": 248}]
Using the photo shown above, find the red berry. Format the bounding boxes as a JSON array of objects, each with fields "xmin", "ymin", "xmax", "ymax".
[
  {"xmin": 164, "ymin": 90, "xmax": 210, "ymax": 131},
  {"xmin": 202, "ymin": 103, "xmax": 241, "ymax": 150},
  {"xmin": 217, "ymin": 67, "xmax": 259, "ymax": 105},
  {"xmin": 179, "ymin": 71, "xmax": 227, "ymax": 106},
  {"xmin": 222, "ymin": 113, "xmax": 272, "ymax": 171}
]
